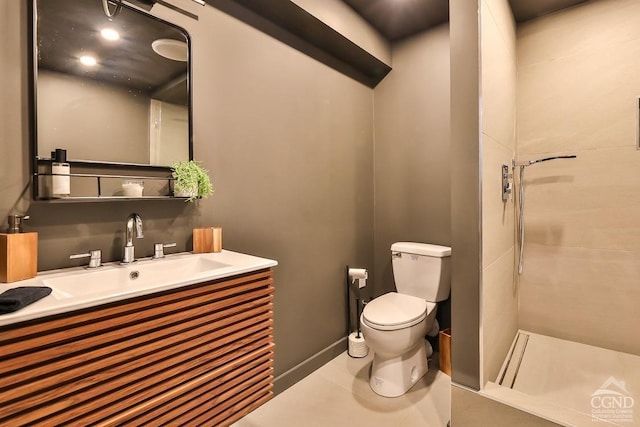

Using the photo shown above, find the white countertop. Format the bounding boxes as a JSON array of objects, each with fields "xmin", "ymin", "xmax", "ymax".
[{"xmin": 0, "ymin": 250, "xmax": 277, "ymax": 327}]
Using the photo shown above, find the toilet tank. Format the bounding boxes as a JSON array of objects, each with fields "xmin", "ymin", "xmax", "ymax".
[{"xmin": 391, "ymin": 242, "xmax": 451, "ymax": 302}]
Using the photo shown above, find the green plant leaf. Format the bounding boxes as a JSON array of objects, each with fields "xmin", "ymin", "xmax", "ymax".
[{"xmin": 171, "ymin": 160, "xmax": 214, "ymax": 202}]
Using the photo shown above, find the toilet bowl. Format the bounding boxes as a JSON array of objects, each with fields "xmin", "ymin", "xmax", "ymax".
[
  {"xmin": 361, "ymin": 292, "xmax": 437, "ymax": 397},
  {"xmin": 360, "ymin": 242, "xmax": 451, "ymax": 398}
]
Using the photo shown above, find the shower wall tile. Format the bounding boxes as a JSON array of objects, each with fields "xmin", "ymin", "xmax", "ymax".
[
  {"xmin": 480, "ymin": 0, "xmax": 517, "ymax": 387},
  {"xmin": 482, "ymin": 247, "xmax": 518, "ymax": 384},
  {"xmin": 517, "ymin": 0, "xmax": 640, "ymax": 69},
  {"xmin": 518, "ymin": 244, "xmax": 640, "ymax": 356},
  {"xmin": 518, "ymin": 0, "xmax": 640, "ymax": 155},
  {"xmin": 517, "ymin": 0, "xmax": 640, "ymax": 357},
  {"xmin": 482, "ymin": 134, "xmax": 515, "ymax": 268},
  {"xmin": 481, "ymin": 0, "xmax": 516, "ymax": 152},
  {"xmin": 521, "ymin": 147, "xmax": 640, "ymax": 252},
  {"xmin": 518, "ymin": 43, "xmax": 640, "ymax": 154},
  {"xmin": 481, "ymin": 0, "xmax": 516, "ymax": 269},
  {"xmin": 484, "ymin": 0, "xmax": 516, "ymax": 44}
]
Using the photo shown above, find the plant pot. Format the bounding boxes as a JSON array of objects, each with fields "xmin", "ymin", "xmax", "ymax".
[{"xmin": 174, "ymin": 184, "xmax": 197, "ymax": 199}]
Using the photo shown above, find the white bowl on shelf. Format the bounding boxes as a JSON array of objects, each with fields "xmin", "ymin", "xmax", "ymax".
[{"xmin": 122, "ymin": 180, "xmax": 144, "ymax": 197}]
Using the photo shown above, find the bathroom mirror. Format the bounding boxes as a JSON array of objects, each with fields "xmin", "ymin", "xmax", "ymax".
[{"xmin": 33, "ymin": 0, "xmax": 192, "ymax": 166}]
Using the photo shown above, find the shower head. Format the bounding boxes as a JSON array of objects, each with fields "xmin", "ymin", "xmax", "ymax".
[{"xmin": 513, "ymin": 154, "xmax": 577, "ymax": 167}]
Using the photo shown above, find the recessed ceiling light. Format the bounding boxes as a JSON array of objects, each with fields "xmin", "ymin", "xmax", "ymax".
[
  {"xmin": 100, "ymin": 28, "xmax": 120, "ymax": 41},
  {"xmin": 80, "ymin": 55, "xmax": 97, "ymax": 66},
  {"xmin": 151, "ymin": 39, "xmax": 188, "ymax": 62}
]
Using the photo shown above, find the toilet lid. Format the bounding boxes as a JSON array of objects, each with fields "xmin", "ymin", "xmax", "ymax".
[{"xmin": 362, "ymin": 292, "xmax": 429, "ymax": 330}]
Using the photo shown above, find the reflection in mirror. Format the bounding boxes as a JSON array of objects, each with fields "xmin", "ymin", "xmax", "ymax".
[{"xmin": 35, "ymin": 0, "xmax": 192, "ymax": 166}]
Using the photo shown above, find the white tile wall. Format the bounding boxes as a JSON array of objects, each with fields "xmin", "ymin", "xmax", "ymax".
[
  {"xmin": 517, "ymin": 0, "xmax": 640, "ymax": 356},
  {"xmin": 481, "ymin": 0, "xmax": 519, "ymax": 386}
]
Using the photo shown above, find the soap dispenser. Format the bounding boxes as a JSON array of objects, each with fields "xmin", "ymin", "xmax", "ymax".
[
  {"xmin": 0, "ymin": 215, "xmax": 38, "ymax": 283},
  {"xmin": 51, "ymin": 148, "xmax": 70, "ymax": 197}
]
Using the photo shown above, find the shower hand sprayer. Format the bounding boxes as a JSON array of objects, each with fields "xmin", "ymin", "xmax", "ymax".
[
  {"xmin": 512, "ymin": 154, "xmax": 577, "ymax": 275},
  {"xmin": 513, "ymin": 154, "xmax": 577, "ymax": 167}
]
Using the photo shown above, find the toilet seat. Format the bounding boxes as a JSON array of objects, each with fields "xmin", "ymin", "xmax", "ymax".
[{"xmin": 362, "ymin": 292, "xmax": 435, "ymax": 331}]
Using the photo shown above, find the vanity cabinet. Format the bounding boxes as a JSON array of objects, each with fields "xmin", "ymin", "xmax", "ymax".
[{"xmin": 0, "ymin": 269, "xmax": 274, "ymax": 426}]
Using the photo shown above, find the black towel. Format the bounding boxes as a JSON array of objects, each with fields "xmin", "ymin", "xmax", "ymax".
[{"xmin": 0, "ymin": 286, "xmax": 52, "ymax": 314}]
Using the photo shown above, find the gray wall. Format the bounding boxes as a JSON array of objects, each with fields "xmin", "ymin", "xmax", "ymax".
[
  {"xmin": 372, "ymin": 24, "xmax": 451, "ymax": 299},
  {"xmin": 290, "ymin": 0, "xmax": 391, "ymax": 66},
  {"xmin": 1, "ymin": 1, "xmax": 373, "ymax": 392},
  {"xmin": 187, "ymin": 5, "xmax": 375, "ymax": 385},
  {"xmin": 450, "ymin": 0, "xmax": 482, "ymax": 390},
  {"xmin": 0, "ymin": 1, "xmax": 30, "ymax": 218}
]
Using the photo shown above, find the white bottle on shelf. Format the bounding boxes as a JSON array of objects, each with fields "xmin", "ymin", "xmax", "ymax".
[{"xmin": 51, "ymin": 148, "xmax": 70, "ymax": 197}]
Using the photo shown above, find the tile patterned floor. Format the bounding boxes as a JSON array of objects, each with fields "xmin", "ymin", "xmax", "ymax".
[
  {"xmin": 452, "ymin": 385, "xmax": 561, "ymax": 427},
  {"xmin": 232, "ymin": 350, "xmax": 451, "ymax": 427}
]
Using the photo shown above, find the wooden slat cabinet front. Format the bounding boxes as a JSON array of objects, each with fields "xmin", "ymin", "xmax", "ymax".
[{"xmin": 0, "ymin": 268, "xmax": 275, "ymax": 426}]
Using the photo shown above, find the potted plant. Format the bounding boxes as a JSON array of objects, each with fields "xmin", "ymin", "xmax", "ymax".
[{"xmin": 171, "ymin": 160, "xmax": 213, "ymax": 202}]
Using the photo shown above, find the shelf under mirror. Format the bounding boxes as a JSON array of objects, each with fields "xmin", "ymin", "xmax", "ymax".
[{"xmin": 33, "ymin": 159, "xmax": 187, "ymax": 201}]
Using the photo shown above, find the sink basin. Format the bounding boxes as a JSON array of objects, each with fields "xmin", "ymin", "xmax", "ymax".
[
  {"xmin": 0, "ymin": 250, "xmax": 277, "ymax": 327},
  {"xmin": 44, "ymin": 255, "xmax": 230, "ymax": 299}
]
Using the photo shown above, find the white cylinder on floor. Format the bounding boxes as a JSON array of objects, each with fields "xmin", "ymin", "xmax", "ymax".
[{"xmin": 348, "ymin": 332, "xmax": 369, "ymax": 358}]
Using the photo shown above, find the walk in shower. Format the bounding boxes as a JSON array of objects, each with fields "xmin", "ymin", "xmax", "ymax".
[
  {"xmin": 485, "ymin": 154, "xmax": 640, "ymax": 426},
  {"xmin": 476, "ymin": 0, "xmax": 640, "ymax": 425}
]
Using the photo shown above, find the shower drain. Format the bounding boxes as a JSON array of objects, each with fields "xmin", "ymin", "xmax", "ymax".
[{"xmin": 498, "ymin": 332, "xmax": 529, "ymax": 389}]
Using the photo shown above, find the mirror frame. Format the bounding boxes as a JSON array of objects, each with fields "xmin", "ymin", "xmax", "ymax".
[{"xmin": 30, "ymin": 0, "xmax": 193, "ymax": 182}]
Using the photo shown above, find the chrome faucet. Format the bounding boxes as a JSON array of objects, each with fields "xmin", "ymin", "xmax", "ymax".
[{"xmin": 122, "ymin": 213, "xmax": 144, "ymax": 264}]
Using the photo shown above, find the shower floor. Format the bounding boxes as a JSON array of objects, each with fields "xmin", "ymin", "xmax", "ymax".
[{"xmin": 482, "ymin": 331, "xmax": 640, "ymax": 426}]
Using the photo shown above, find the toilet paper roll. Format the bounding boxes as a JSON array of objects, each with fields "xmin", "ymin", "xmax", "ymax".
[
  {"xmin": 348, "ymin": 332, "xmax": 369, "ymax": 358},
  {"xmin": 348, "ymin": 268, "xmax": 368, "ymax": 280},
  {"xmin": 349, "ymin": 268, "xmax": 368, "ymax": 288}
]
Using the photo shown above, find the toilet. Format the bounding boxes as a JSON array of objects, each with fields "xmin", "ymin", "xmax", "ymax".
[{"xmin": 360, "ymin": 242, "xmax": 451, "ymax": 397}]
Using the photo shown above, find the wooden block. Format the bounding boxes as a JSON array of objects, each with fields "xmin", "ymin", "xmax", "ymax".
[
  {"xmin": 438, "ymin": 328, "xmax": 451, "ymax": 376},
  {"xmin": 193, "ymin": 227, "xmax": 222, "ymax": 253},
  {"xmin": 212, "ymin": 227, "xmax": 222, "ymax": 253},
  {"xmin": 193, "ymin": 228, "xmax": 213, "ymax": 253},
  {"xmin": 0, "ymin": 232, "xmax": 38, "ymax": 283}
]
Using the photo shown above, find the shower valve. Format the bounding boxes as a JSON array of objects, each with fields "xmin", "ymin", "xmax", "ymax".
[{"xmin": 502, "ymin": 164, "xmax": 513, "ymax": 201}]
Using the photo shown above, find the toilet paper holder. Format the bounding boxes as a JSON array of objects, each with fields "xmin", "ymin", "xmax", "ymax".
[
  {"xmin": 348, "ymin": 267, "xmax": 367, "ymax": 289},
  {"xmin": 346, "ymin": 265, "xmax": 369, "ymax": 358}
]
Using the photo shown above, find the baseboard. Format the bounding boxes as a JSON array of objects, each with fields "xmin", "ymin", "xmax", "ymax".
[{"xmin": 273, "ymin": 337, "xmax": 348, "ymax": 395}]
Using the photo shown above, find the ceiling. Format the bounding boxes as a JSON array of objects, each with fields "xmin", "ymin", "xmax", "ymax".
[
  {"xmin": 343, "ymin": 0, "xmax": 591, "ymax": 41},
  {"xmin": 342, "ymin": 0, "xmax": 449, "ymax": 42}
]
